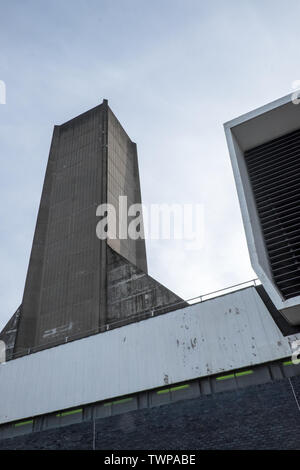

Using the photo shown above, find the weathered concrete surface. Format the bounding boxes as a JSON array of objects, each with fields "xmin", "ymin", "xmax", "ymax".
[
  {"xmin": 107, "ymin": 107, "xmax": 148, "ymax": 273},
  {"xmin": 107, "ymin": 246, "xmax": 184, "ymax": 323},
  {"xmin": 14, "ymin": 103, "xmax": 107, "ymax": 354},
  {"xmin": 0, "ymin": 306, "xmax": 21, "ymax": 360}
]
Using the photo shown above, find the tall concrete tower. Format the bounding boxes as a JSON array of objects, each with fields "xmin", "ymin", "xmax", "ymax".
[{"xmin": 1, "ymin": 100, "xmax": 184, "ymax": 358}]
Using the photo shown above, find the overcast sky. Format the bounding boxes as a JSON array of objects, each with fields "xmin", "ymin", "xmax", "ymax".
[{"xmin": 1, "ymin": 0, "xmax": 300, "ymax": 330}]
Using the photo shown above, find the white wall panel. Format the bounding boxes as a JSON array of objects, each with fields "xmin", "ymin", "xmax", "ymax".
[{"xmin": 0, "ymin": 287, "xmax": 298, "ymax": 424}]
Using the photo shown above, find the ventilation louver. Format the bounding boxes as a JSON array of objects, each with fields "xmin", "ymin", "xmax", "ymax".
[{"xmin": 245, "ymin": 129, "xmax": 300, "ymax": 300}]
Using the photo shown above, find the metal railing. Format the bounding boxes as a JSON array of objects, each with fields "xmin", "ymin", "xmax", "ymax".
[{"xmin": 187, "ymin": 278, "xmax": 260, "ymax": 304}]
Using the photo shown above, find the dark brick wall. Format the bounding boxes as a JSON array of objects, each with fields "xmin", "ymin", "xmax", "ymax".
[{"xmin": 1, "ymin": 376, "xmax": 300, "ymax": 450}]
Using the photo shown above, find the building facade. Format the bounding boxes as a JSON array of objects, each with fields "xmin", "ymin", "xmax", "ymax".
[{"xmin": 1, "ymin": 97, "xmax": 300, "ymax": 449}]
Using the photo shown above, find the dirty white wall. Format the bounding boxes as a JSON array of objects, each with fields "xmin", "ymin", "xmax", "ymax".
[{"xmin": 0, "ymin": 287, "xmax": 297, "ymax": 424}]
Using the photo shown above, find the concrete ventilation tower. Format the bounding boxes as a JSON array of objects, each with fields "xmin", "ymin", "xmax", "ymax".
[{"xmin": 0, "ymin": 100, "xmax": 184, "ymax": 358}]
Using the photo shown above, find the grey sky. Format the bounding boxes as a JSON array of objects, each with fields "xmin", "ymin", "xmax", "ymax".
[{"xmin": 0, "ymin": 0, "xmax": 299, "ymax": 329}]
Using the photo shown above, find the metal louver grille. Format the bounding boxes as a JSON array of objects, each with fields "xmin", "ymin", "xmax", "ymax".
[{"xmin": 245, "ymin": 128, "xmax": 300, "ymax": 300}]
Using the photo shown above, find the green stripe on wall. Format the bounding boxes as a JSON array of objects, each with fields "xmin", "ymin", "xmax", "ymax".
[
  {"xmin": 157, "ymin": 384, "xmax": 190, "ymax": 394},
  {"xmin": 104, "ymin": 397, "xmax": 133, "ymax": 406},
  {"xmin": 236, "ymin": 370, "xmax": 253, "ymax": 377},
  {"xmin": 156, "ymin": 388, "xmax": 170, "ymax": 395},
  {"xmin": 113, "ymin": 398, "xmax": 133, "ymax": 405},
  {"xmin": 216, "ymin": 374, "xmax": 235, "ymax": 381},
  {"xmin": 14, "ymin": 420, "xmax": 33, "ymax": 427},
  {"xmin": 216, "ymin": 370, "xmax": 253, "ymax": 381},
  {"xmin": 56, "ymin": 408, "xmax": 82, "ymax": 417},
  {"xmin": 170, "ymin": 384, "xmax": 190, "ymax": 392}
]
